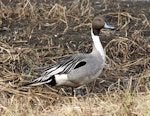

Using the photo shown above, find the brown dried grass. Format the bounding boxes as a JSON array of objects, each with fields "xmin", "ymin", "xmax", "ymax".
[{"xmin": 0, "ymin": 0, "xmax": 150, "ymax": 115}]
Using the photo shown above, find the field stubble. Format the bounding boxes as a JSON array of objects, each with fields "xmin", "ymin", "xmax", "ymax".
[{"xmin": 0, "ymin": 0, "xmax": 150, "ymax": 115}]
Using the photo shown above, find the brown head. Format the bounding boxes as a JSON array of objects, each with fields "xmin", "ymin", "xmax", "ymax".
[{"xmin": 92, "ymin": 15, "xmax": 115, "ymax": 36}]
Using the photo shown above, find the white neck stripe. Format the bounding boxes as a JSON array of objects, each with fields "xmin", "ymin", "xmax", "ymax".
[{"xmin": 91, "ymin": 28, "xmax": 105, "ymax": 61}]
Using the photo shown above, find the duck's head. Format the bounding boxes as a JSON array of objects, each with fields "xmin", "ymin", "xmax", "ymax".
[{"xmin": 92, "ymin": 15, "xmax": 115, "ymax": 36}]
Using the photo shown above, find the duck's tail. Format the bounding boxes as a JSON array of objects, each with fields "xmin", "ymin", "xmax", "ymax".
[{"xmin": 21, "ymin": 75, "xmax": 56, "ymax": 87}]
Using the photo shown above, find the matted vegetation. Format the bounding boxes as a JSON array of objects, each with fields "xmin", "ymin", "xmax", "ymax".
[{"xmin": 0, "ymin": 0, "xmax": 150, "ymax": 115}]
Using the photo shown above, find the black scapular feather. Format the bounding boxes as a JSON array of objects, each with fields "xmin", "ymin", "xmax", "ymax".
[{"xmin": 74, "ymin": 61, "xmax": 86, "ymax": 69}]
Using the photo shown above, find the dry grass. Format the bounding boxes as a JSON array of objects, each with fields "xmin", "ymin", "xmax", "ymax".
[{"xmin": 0, "ymin": 0, "xmax": 150, "ymax": 115}]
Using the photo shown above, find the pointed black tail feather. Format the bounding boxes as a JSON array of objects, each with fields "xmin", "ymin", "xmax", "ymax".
[{"xmin": 20, "ymin": 75, "xmax": 57, "ymax": 87}]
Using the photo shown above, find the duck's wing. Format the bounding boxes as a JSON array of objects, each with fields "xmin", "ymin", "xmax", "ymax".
[{"xmin": 26, "ymin": 54, "xmax": 87, "ymax": 86}]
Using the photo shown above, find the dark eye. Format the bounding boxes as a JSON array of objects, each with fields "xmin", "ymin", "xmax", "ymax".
[{"xmin": 74, "ymin": 61, "xmax": 86, "ymax": 69}]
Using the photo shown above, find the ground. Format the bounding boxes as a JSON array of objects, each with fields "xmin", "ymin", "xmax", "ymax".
[{"xmin": 0, "ymin": 0, "xmax": 150, "ymax": 115}]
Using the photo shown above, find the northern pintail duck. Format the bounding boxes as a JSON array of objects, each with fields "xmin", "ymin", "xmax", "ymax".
[{"xmin": 26, "ymin": 15, "xmax": 115, "ymax": 89}]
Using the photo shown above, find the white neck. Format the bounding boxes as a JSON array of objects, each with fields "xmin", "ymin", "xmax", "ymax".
[{"xmin": 91, "ymin": 28, "xmax": 105, "ymax": 61}]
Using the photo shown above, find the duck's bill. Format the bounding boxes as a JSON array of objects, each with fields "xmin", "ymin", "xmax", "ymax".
[{"xmin": 104, "ymin": 22, "xmax": 115, "ymax": 30}]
